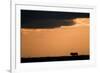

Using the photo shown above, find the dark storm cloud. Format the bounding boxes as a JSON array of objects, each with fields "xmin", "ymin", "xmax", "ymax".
[
  {"xmin": 21, "ymin": 10, "xmax": 89, "ymax": 28},
  {"xmin": 21, "ymin": 19, "xmax": 75, "ymax": 28}
]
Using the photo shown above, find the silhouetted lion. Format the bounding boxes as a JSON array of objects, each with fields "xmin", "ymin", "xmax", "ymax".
[{"xmin": 70, "ymin": 52, "xmax": 78, "ymax": 56}]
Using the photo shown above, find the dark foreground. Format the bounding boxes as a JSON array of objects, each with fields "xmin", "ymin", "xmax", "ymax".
[{"xmin": 21, "ymin": 55, "xmax": 89, "ymax": 63}]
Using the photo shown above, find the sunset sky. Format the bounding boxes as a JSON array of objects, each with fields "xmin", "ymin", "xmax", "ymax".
[{"xmin": 21, "ymin": 10, "xmax": 89, "ymax": 58}]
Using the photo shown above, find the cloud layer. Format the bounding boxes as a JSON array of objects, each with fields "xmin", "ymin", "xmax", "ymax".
[{"xmin": 21, "ymin": 10, "xmax": 89, "ymax": 28}]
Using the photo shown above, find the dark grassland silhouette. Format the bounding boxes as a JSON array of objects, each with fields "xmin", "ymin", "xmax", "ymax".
[{"xmin": 21, "ymin": 52, "xmax": 89, "ymax": 63}]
